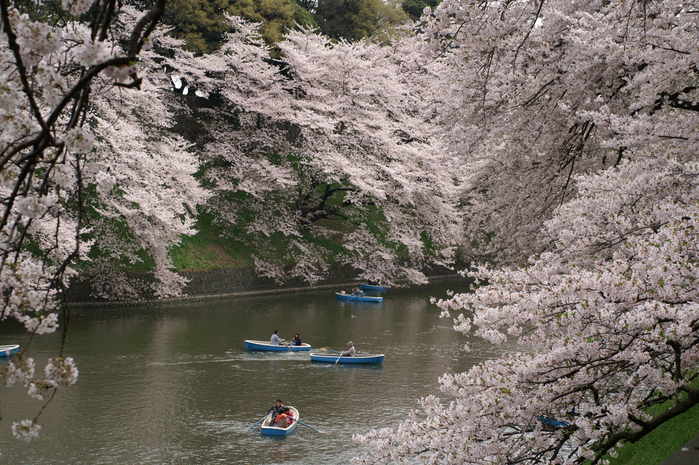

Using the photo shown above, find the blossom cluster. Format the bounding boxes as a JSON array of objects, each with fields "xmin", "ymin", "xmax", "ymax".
[
  {"xmin": 62, "ymin": 0, "xmax": 94, "ymax": 15},
  {"xmin": 45, "ymin": 357, "xmax": 79, "ymax": 387},
  {"xmin": 0, "ymin": 0, "xmax": 176, "ymax": 442},
  {"xmin": 11, "ymin": 420, "xmax": 42, "ymax": 442},
  {"xmin": 15, "ymin": 195, "xmax": 58, "ymax": 219}
]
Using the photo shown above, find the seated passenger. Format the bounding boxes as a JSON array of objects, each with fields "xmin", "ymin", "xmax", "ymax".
[
  {"xmin": 284, "ymin": 407, "xmax": 294, "ymax": 425},
  {"xmin": 275, "ymin": 412, "xmax": 289, "ymax": 428}
]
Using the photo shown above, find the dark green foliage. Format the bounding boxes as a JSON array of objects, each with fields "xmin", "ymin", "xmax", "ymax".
[
  {"xmin": 160, "ymin": 0, "xmax": 234, "ymax": 53},
  {"xmin": 313, "ymin": 0, "xmax": 409, "ymax": 41},
  {"xmin": 142, "ymin": 0, "xmax": 406, "ymax": 53},
  {"xmin": 401, "ymin": 0, "xmax": 441, "ymax": 20},
  {"xmin": 149, "ymin": 0, "xmax": 316, "ymax": 54},
  {"xmin": 227, "ymin": 0, "xmax": 316, "ymax": 43}
]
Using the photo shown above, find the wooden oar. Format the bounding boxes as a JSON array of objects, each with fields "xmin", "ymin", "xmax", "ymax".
[
  {"xmin": 283, "ymin": 340, "xmax": 292, "ymax": 353},
  {"xmin": 320, "ymin": 348, "xmax": 340, "ymax": 354},
  {"xmin": 295, "ymin": 419, "xmax": 326, "ymax": 433},
  {"xmin": 249, "ymin": 414, "xmax": 269, "ymax": 429}
]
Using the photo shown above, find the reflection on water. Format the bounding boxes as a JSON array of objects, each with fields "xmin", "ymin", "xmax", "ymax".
[{"xmin": 0, "ymin": 279, "xmax": 519, "ymax": 464}]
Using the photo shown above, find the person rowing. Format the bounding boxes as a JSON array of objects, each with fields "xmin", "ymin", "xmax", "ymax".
[
  {"xmin": 270, "ymin": 329, "xmax": 285, "ymax": 346},
  {"xmin": 267, "ymin": 399, "xmax": 285, "ymax": 424},
  {"xmin": 341, "ymin": 341, "xmax": 356, "ymax": 357}
]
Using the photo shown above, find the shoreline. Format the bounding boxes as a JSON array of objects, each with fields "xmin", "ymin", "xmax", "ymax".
[{"xmin": 66, "ymin": 273, "xmax": 466, "ymax": 309}]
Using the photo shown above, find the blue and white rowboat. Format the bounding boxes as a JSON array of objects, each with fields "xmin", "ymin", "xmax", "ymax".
[
  {"xmin": 335, "ymin": 293, "xmax": 383, "ymax": 303},
  {"xmin": 0, "ymin": 344, "xmax": 19, "ymax": 357},
  {"xmin": 261, "ymin": 406, "xmax": 300, "ymax": 436},
  {"xmin": 310, "ymin": 352, "xmax": 385, "ymax": 364},
  {"xmin": 359, "ymin": 283, "xmax": 389, "ymax": 292},
  {"xmin": 244, "ymin": 340, "xmax": 311, "ymax": 352}
]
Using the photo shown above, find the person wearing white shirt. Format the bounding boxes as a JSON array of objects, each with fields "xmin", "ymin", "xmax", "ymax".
[
  {"xmin": 342, "ymin": 341, "xmax": 356, "ymax": 356},
  {"xmin": 270, "ymin": 330, "xmax": 285, "ymax": 346}
]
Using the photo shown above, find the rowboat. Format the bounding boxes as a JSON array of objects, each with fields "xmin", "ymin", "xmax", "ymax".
[
  {"xmin": 359, "ymin": 283, "xmax": 389, "ymax": 292},
  {"xmin": 0, "ymin": 344, "xmax": 19, "ymax": 357},
  {"xmin": 244, "ymin": 340, "xmax": 311, "ymax": 352},
  {"xmin": 261, "ymin": 406, "xmax": 300, "ymax": 436},
  {"xmin": 335, "ymin": 292, "xmax": 383, "ymax": 303},
  {"xmin": 310, "ymin": 352, "xmax": 385, "ymax": 364}
]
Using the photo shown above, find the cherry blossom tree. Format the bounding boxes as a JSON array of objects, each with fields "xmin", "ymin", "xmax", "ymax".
[
  {"xmin": 354, "ymin": 1, "xmax": 699, "ymax": 463},
  {"xmin": 411, "ymin": 0, "xmax": 699, "ymax": 265},
  {"xmin": 148, "ymin": 20, "xmax": 464, "ymax": 284},
  {"xmin": 356, "ymin": 157, "xmax": 699, "ymax": 464},
  {"xmin": 0, "ymin": 0, "xmax": 204, "ymax": 441}
]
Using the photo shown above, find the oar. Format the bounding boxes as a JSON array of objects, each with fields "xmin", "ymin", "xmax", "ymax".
[
  {"xmin": 320, "ymin": 348, "xmax": 340, "ymax": 354},
  {"xmin": 295, "ymin": 419, "xmax": 326, "ymax": 433},
  {"xmin": 249, "ymin": 414, "xmax": 269, "ymax": 429},
  {"xmin": 335, "ymin": 352, "xmax": 343, "ymax": 364},
  {"xmin": 283, "ymin": 340, "xmax": 292, "ymax": 353}
]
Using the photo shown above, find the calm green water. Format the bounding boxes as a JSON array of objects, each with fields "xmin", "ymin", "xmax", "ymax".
[{"xmin": 0, "ymin": 279, "xmax": 514, "ymax": 464}]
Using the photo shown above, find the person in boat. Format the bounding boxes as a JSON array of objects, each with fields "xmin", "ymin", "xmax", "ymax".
[
  {"xmin": 270, "ymin": 330, "xmax": 285, "ymax": 346},
  {"xmin": 267, "ymin": 399, "xmax": 285, "ymax": 424},
  {"xmin": 368, "ymin": 279, "xmax": 379, "ymax": 286},
  {"xmin": 284, "ymin": 407, "xmax": 295, "ymax": 425},
  {"xmin": 291, "ymin": 333, "xmax": 302, "ymax": 346},
  {"xmin": 351, "ymin": 287, "xmax": 364, "ymax": 296},
  {"xmin": 275, "ymin": 410, "xmax": 289, "ymax": 427},
  {"xmin": 341, "ymin": 341, "xmax": 356, "ymax": 357}
]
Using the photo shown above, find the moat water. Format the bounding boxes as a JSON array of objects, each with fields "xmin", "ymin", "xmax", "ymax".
[{"xmin": 0, "ymin": 279, "xmax": 518, "ymax": 464}]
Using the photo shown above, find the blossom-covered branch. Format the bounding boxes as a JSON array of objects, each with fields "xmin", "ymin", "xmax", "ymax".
[{"xmin": 0, "ymin": 0, "xmax": 205, "ymax": 441}]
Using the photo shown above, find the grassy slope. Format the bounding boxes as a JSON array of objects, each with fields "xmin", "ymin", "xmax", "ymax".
[
  {"xmin": 168, "ymin": 211, "xmax": 352, "ymax": 272},
  {"xmin": 604, "ymin": 402, "xmax": 699, "ymax": 465},
  {"xmin": 169, "ymin": 210, "xmax": 254, "ymax": 271}
]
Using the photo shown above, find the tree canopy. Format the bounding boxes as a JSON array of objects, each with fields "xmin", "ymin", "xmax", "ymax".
[
  {"xmin": 354, "ymin": 0, "xmax": 699, "ymax": 463},
  {"xmin": 143, "ymin": 20, "xmax": 462, "ymax": 284},
  {"xmin": 0, "ymin": 0, "xmax": 202, "ymax": 441},
  {"xmin": 4, "ymin": 0, "xmax": 699, "ymax": 461}
]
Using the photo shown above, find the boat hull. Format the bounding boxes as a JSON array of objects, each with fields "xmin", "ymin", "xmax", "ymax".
[
  {"xmin": 245, "ymin": 340, "xmax": 311, "ymax": 352},
  {"xmin": 335, "ymin": 293, "xmax": 383, "ymax": 303},
  {"xmin": 359, "ymin": 283, "xmax": 388, "ymax": 292},
  {"xmin": 260, "ymin": 406, "xmax": 300, "ymax": 436},
  {"xmin": 310, "ymin": 353, "xmax": 385, "ymax": 364},
  {"xmin": 0, "ymin": 344, "xmax": 19, "ymax": 358}
]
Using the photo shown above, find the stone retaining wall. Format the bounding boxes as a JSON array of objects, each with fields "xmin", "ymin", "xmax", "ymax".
[{"xmin": 65, "ymin": 264, "xmax": 461, "ymax": 307}]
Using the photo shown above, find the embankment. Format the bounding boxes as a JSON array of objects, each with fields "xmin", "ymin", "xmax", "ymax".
[{"xmin": 65, "ymin": 264, "xmax": 462, "ymax": 307}]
